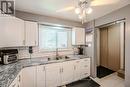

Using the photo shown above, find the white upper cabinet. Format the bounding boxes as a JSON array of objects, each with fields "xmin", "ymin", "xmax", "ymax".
[
  {"xmin": 0, "ymin": 16, "xmax": 24, "ymax": 47},
  {"xmin": 72, "ymin": 27, "xmax": 85, "ymax": 45},
  {"xmin": 25, "ymin": 21, "xmax": 38, "ymax": 46}
]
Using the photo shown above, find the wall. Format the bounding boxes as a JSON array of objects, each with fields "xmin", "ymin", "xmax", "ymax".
[
  {"xmin": 14, "ymin": 10, "xmax": 85, "ymax": 59},
  {"xmin": 15, "ymin": 10, "xmax": 84, "ymax": 28},
  {"xmin": 85, "ymin": 4, "xmax": 130, "ymax": 87}
]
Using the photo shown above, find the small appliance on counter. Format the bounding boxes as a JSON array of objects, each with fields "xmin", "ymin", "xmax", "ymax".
[
  {"xmin": 73, "ymin": 45, "xmax": 87, "ymax": 55},
  {"xmin": 0, "ymin": 49, "xmax": 18, "ymax": 64}
]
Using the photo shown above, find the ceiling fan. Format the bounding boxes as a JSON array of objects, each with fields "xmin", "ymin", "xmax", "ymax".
[
  {"xmin": 56, "ymin": 0, "xmax": 120, "ymax": 12},
  {"xmin": 56, "ymin": 0, "xmax": 120, "ymax": 23}
]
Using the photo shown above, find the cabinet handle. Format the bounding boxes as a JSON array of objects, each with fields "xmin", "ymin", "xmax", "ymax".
[
  {"xmin": 62, "ymin": 68, "xmax": 63, "ymax": 72},
  {"xmin": 74, "ymin": 66, "xmax": 76, "ymax": 70},
  {"xmin": 23, "ymin": 40, "xmax": 25, "ymax": 45},
  {"xmin": 19, "ymin": 75, "xmax": 21, "ymax": 82},
  {"xmin": 84, "ymin": 73, "xmax": 88, "ymax": 75},
  {"xmin": 84, "ymin": 60, "xmax": 88, "ymax": 61},
  {"xmin": 76, "ymin": 61, "xmax": 80, "ymax": 63},
  {"xmin": 59, "ymin": 68, "xmax": 62, "ymax": 73},
  {"xmin": 35, "ymin": 41, "xmax": 37, "ymax": 45},
  {"xmin": 43, "ymin": 66, "xmax": 45, "ymax": 71},
  {"xmin": 84, "ymin": 65, "xmax": 88, "ymax": 67}
]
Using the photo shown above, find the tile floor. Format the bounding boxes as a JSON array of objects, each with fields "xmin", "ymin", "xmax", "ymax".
[{"xmin": 91, "ymin": 73, "xmax": 125, "ymax": 87}]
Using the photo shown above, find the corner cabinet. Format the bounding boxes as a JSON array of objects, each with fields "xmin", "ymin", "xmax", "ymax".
[
  {"xmin": 21, "ymin": 66, "xmax": 37, "ymax": 87},
  {"xmin": 72, "ymin": 27, "xmax": 85, "ymax": 45},
  {"xmin": 0, "ymin": 16, "xmax": 25, "ymax": 47},
  {"xmin": 25, "ymin": 21, "xmax": 38, "ymax": 46}
]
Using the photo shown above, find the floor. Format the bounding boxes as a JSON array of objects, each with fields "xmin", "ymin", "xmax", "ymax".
[
  {"xmin": 97, "ymin": 66, "xmax": 115, "ymax": 78},
  {"xmin": 92, "ymin": 73, "xmax": 125, "ymax": 87},
  {"xmin": 66, "ymin": 77, "xmax": 100, "ymax": 87}
]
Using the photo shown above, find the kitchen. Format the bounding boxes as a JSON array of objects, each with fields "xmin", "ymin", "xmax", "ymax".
[{"xmin": 0, "ymin": 0, "xmax": 130, "ymax": 87}]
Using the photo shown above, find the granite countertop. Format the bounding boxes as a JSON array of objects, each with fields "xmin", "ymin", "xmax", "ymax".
[{"xmin": 0, "ymin": 55, "xmax": 90, "ymax": 87}]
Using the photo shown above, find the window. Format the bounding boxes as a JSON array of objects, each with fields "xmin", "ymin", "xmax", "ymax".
[{"xmin": 39, "ymin": 25, "xmax": 72, "ymax": 51}]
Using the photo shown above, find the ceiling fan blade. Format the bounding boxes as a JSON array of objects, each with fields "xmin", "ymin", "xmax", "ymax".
[
  {"xmin": 91, "ymin": 0, "xmax": 120, "ymax": 6},
  {"xmin": 56, "ymin": 6, "xmax": 75, "ymax": 12}
]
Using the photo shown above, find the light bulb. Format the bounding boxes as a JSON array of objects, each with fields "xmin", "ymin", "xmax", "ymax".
[
  {"xmin": 78, "ymin": 15, "xmax": 83, "ymax": 19},
  {"xmin": 86, "ymin": 7, "xmax": 93, "ymax": 14},
  {"xmin": 75, "ymin": 8, "xmax": 81, "ymax": 14}
]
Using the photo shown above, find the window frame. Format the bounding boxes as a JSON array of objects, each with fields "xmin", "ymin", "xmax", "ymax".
[{"xmin": 38, "ymin": 24, "xmax": 73, "ymax": 52}]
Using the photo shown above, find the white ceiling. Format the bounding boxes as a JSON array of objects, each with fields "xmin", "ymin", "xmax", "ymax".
[{"xmin": 15, "ymin": 0, "xmax": 130, "ymax": 22}]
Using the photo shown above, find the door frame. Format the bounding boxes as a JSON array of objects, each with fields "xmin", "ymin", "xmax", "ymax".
[{"xmin": 92, "ymin": 19, "xmax": 125, "ymax": 77}]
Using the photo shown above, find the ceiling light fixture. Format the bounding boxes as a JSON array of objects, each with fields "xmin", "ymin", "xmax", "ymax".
[{"xmin": 75, "ymin": 0, "xmax": 93, "ymax": 24}]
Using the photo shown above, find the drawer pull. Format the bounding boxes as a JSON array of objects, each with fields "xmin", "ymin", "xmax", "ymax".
[
  {"xmin": 76, "ymin": 61, "xmax": 80, "ymax": 63},
  {"xmin": 84, "ymin": 65, "xmax": 88, "ymax": 67},
  {"xmin": 84, "ymin": 73, "xmax": 88, "ymax": 75},
  {"xmin": 84, "ymin": 60, "xmax": 88, "ymax": 61}
]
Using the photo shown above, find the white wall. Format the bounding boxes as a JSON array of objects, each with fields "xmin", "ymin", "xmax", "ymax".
[
  {"xmin": 15, "ymin": 10, "xmax": 84, "ymax": 28},
  {"xmin": 85, "ymin": 4, "xmax": 130, "ymax": 87}
]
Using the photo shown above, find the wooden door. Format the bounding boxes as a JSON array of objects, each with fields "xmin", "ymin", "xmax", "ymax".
[
  {"xmin": 100, "ymin": 27, "xmax": 108, "ymax": 68},
  {"xmin": 108, "ymin": 24, "xmax": 120, "ymax": 71}
]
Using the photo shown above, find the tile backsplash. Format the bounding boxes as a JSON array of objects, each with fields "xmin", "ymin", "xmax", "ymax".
[{"xmin": 18, "ymin": 46, "xmax": 74, "ymax": 59}]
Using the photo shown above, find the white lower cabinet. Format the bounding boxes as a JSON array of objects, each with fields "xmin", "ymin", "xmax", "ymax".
[
  {"xmin": 36, "ymin": 65, "xmax": 46, "ymax": 87},
  {"xmin": 9, "ymin": 70, "xmax": 22, "ymax": 87},
  {"xmin": 61, "ymin": 61, "xmax": 75, "ymax": 85},
  {"xmin": 73, "ymin": 60, "xmax": 81, "ymax": 81},
  {"xmin": 17, "ymin": 71, "xmax": 22, "ymax": 87},
  {"xmin": 21, "ymin": 66, "xmax": 36, "ymax": 87},
  {"xmin": 9, "ymin": 58, "xmax": 90, "ymax": 87},
  {"xmin": 45, "ymin": 63, "xmax": 62, "ymax": 87},
  {"xmin": 80, "ymin": 58, "xmax": 90, "ymax": 79}
]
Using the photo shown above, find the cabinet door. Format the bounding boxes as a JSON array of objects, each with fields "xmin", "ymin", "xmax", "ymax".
[
  {"xmin": 80, "ymin": 58, "xmax": 90, "ymax": 79},
  {"xmin": 9, "ymin": 77, "xmax": 18, "ymax": 87},
  {"xmin": 36, "ymin": 65, "xmax": 46, "ymax": 87},
  {"xmin": 22, "ymin": 66, "xmax": 36, "ymax": 87},
  {"xmin": 25, "ymin": 21, "xmax": 38, "ymax": 46},
  {"xmin": 17, "ymin": 71, "xmax": 22, "ymax": 87},
  {"xmin": 45, "ymin": 63, "xmax": 61, "ymax": 87},
  {"xmin": 73, "ymin": 60, "xmax": 81, "ymax": 81},
  {"xmin": 61, "ymin": 61, "xmax": 74, "ymax": 85},
  {"xmin": 72, "ymin": 27, "xmax": 85, "ymax": 45},
  {"xmin": 0, "ymin": 17, "xmax": 24, "ymax": 47}
]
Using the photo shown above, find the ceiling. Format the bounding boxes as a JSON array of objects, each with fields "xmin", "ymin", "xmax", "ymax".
[{"xmin": 15, "ymin": 0, "xmax": 130, "ymax": 22}]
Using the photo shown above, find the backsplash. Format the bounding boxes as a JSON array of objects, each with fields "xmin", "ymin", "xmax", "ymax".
[{"xmin": 18, "ymin": 46, "xmax": 74, "ymax": 59}]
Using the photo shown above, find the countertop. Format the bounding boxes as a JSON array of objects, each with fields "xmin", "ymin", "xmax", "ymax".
[{"xmin": 0, "ymin": 55, "xmax": 90, "ymax": 87}]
